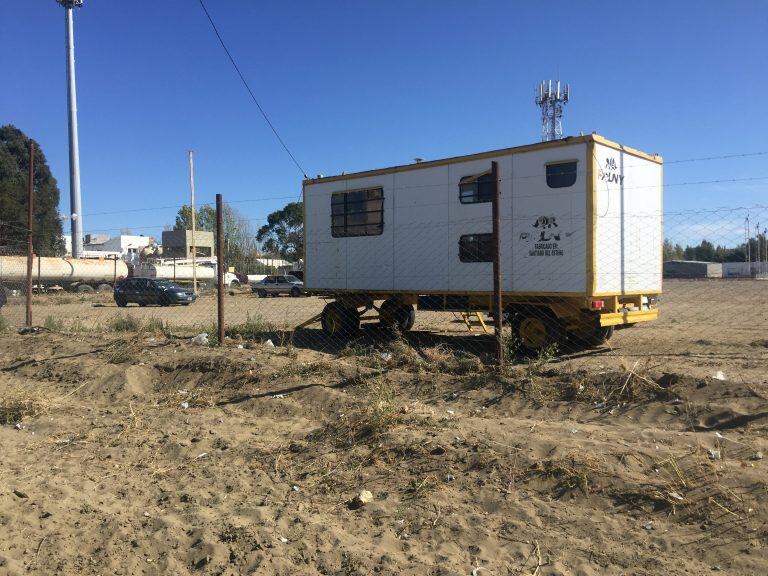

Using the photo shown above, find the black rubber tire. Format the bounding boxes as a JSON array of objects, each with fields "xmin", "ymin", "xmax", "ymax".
[
  {"xmin": 115, "ymin": 297, "xmax": 127, "ymax": 308},
  {"xmin": 379, "ymin": 299, "xmax": 416, "ymax": 332},
  {"xmin": 572, "ymin": 320, "xmax": 615, "ymax": 349},
  {"xmin": 97, "ymin": 284, "xmax": 112, "ymax": 293},
  {"xmin": 257, "ymin": 289, "xmax": 267, "ymax": 298},
  {"xmin": 290, "ymin": 287, "xmax": 301, "ymax": 297},
  {"xmin": 510, "ymin": 305, "xmax": 565, "ymax": 355},
  {"xmin": 76, "ymin": 284, "xmax": 95, "ymax": 294},
  {"xmin": 321, "ymin": 302, "xmax": 360, "ymax": 338}
]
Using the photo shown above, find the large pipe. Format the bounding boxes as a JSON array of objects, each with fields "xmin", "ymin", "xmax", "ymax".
[{"xmin": 0, "ymin": 256, "xmax": 128, "ymax": 283}]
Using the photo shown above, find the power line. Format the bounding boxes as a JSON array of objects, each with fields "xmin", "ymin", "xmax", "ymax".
[
  {"xmin": 666, "ymin": 150, "xmax": 768, "ymax": 164},
  {"xmin": 197, "ymin": 0, "xmax": 308, "ymax": 179}
]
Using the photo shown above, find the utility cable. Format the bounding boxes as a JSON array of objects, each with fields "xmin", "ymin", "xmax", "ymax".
[{"xmin": 197, "ymin": 0, "xmax": 309, "ymax": 178}]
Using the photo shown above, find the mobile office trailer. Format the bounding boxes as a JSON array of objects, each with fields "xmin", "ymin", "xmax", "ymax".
[{"xmin": 303, "ymin": 134, "xmax": 663, "ymax": 350}]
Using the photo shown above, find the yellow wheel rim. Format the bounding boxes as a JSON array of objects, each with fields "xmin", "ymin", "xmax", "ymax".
[
  {"xmin": 519, "ymin": 317, "xmax": 547, "ymax": 349},
  {"xmin": 326, "ymin": 309, "xmax": 341, "ymax": 335}
]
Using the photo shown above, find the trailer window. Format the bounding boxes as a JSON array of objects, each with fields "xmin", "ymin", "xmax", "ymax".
[
  {"xmin": 546, "ymin": 161, "xmax": 577, "ymax": 188},
  {"xmin": 459, "ymin": 233, "xmax": 494, "ymax": 262},
  {"xmin": 331, "ymin": 187, "xmax": 384, "ymax": 237},
  {"xmin": 459, "ymin": 171, "xmax": 495, "ymax": 204}
]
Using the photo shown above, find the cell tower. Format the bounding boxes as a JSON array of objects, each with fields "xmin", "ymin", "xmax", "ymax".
[
  {"xmin": 535, "ymin": 80, "xmax": 569, "ymax": 142},
  {"xmin": 56, "ymin": 0, "xmax": 85, "ymax": 258}
]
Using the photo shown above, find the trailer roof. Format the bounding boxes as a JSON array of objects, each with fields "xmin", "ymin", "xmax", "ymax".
[{"xmin": 303, "ymin": 133, "xmax": 662, "ymax": 185}]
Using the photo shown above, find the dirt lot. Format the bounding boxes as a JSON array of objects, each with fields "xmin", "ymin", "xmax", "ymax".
[{"xmin": 0, "ymin": 280, "xmax": 766, "ymax": 575}]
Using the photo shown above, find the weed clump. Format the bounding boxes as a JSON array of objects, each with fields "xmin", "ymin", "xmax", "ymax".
[
  {"xmin": 0, "ymin": 387, "xmax": 49, "ymax": 424},
  {"xmin": 43, "ymin": 316, "xmax": 65, "ymax": 332},
  {"xmin": 225, "ymin": 313, "xmax": 276, "ymax": 341},
  {"xmin": 109, "ymin": 314, "xmax": 141, "ymax": 332},
  {"xmin": 315, "ymin": 377, "xmax": 400, "ymax": 447}
]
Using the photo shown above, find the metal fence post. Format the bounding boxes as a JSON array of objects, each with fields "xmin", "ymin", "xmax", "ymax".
[
  {"xmin": 216, "ymin": 193, "xmax": 225, "ymax": 346},
  {"xmin": 491, "ymin": 160, "xmax": 504, "ymax": 368},
  {"xmin": 26, "ymin": 140, "xmax": 34, "ymax": 328}
]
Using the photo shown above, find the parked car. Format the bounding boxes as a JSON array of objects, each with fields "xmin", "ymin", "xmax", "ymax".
[
  {"xmin": 114, "ymin": 278, "xmax": 196, "ymax": 307},
  {"xmin": 251, "ymin": 275, "xmax": 305, "ymax": 297}
]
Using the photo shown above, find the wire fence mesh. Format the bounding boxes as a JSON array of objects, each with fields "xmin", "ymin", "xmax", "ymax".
[{"xmin": 1, "ymin": 202, "xmax": 766, "ymax": 383}]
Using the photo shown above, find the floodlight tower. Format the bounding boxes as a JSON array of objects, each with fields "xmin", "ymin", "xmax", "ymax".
[
  {"xmin": 535, "ymin": 80, "xmax": 570, "ymax": 142},
  {"xmin": 56, "ymin": 0, "xmax": 85, "ymax": 258}
]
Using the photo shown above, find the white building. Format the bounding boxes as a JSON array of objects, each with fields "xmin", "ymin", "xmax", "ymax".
[{"xmin": 84, "ymin": 235, "xmax": 153, "ymax": 263}]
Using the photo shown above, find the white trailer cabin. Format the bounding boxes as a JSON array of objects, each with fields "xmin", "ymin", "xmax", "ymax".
[{"xmin": 303, "ymin": 134, "xmax": 662, "ymax": 350}]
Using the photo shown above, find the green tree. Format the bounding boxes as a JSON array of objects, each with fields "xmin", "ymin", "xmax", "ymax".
[
  {"xmin": 174, "ymin": 205, "xmax": 216, "ymax": 232},
  {"xmin": 255, "ymin": 202, "xmax": 303, "ymax": 261},
  {"xmin": 0, "ymin": 125, "xmax": 64, "ymax": 256},
  {"xmin": 663, "ymin": 239, "xmax": 684, "ymax": 261},
  {"xmin": 172, "ymin": 203, "xmax": 256, "ymax": 271}
]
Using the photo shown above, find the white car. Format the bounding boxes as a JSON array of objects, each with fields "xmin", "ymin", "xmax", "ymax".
[{"xmin": 251, "ymin": 275, "xmax": 305, "ymax": 297}]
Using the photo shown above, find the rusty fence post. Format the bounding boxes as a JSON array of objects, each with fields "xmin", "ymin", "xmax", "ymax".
[
  {"xmin": 491, "ymin": 160, "xmax": 504, "ymax": 368},
  {"xmin": 26, "ymin": 140, "xmax": 35, "ymax": 328},
  {"xmin": 216, "ymin": 193, "xmax": 225, "ymax": 346}
]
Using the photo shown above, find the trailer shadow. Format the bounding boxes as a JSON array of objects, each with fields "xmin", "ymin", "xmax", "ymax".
[
  {"xmin": 273, "ymin": 327, "xmax": 501, "ymax": 358},
  {"xmin": 260, "ymin": 327, "xmax": 612, "ymax": 367}
]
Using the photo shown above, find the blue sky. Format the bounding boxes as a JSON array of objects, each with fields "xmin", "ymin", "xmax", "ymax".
[{"xmin": 2, "ymin": 0, "xmax": 767, "ymax": 246}]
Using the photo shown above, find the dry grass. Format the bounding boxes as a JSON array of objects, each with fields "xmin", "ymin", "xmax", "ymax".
[
  {"xmin": 314, "ymin": 376, "xmax": 401, "ymax": 447},
  {"xmin": 0, "ymin": 386, "xmax": 50, "ymax": 424}
]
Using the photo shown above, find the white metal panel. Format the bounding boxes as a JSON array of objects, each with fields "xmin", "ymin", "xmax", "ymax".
[
  {"xmin": 594, "ymin": 144, "xmax": 662, "ymax": 294},
  {"xmin": 511, "ymin": 143, "xmax": 588, "ymax": 293},
  {"xmin": 393, "ymin": 165, "xmax": 450, "ymax": 291},
  {"xmin": 304, "ymin": 179, "xmax": 348, "ymax": 289},
  {"xmin": 305, "ymin": 141, "xmax": 606, "ymax": 296},
  {"xmin": 343, "ymin": 175, "xmax": 394, "ymax": 290}
]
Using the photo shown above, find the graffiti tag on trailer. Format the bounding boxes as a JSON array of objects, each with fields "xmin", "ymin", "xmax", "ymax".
[
  {"xmin": 598, "ymin": 156, "xmax": 624, "ymax": 185},
  {"xmin": 523, "ymin": 215, "xmax": 566, "ymax": 257}
]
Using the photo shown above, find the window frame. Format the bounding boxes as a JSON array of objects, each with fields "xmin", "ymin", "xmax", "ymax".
[
  {"xmin": 459, "ymin": 170, "xmax": 496, "ymax": 204},
  {"xmin": 545, "ymin": 160, "xmax": 578, "ymax": 189},
  {"xmin": 458, "ymin": 233, "xmax": 495, "ymax": 263},
  {"xmin": 331, "ymin": 187, "xmax": 384, "ymax": 238}
]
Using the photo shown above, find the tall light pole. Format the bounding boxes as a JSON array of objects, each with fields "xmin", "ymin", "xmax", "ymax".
[{"xmin": 56, "ymin": 0, "xmax": 84, "ymax": 258}]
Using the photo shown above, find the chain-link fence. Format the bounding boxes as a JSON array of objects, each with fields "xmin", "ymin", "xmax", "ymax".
[{"xmin": 2, "ymin": 201, "xmax": 766, "ymax": 381}]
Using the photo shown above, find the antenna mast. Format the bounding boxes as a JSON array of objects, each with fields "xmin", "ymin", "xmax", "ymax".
[
  {"xmin": 56, "ymin": 0, "xmax": 85, "ymax": 258},
  {"xmin": 535, "ymin": 80, "xmax": 570, "ymax": 141}
]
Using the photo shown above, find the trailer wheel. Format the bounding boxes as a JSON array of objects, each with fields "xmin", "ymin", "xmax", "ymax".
[
  {"xmin": 76, "ymin": 284, "xmax": 95, "ymax": 294},
  {"xmin": 571, "ymin": 317, "xmax": 615, "ymax": 349},
  {"xmin": 321, "ymin": 302, "xmax": 360, "ymax": 338},
  {"xmin": 511, "ymin": 305, "xmax": 564, "ymax": 354},
  {"xmin": 97, "ymin": 284, "xmax": 112, "ymax": 293},
  {"xmin": 379, "ymin": 299, "xmax": 415, "ymax": 332}
]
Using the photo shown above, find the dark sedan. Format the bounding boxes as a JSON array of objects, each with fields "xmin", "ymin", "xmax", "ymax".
[{"xmin": 114, "ymin": 278, "xmax": 196, "ymax": 307}]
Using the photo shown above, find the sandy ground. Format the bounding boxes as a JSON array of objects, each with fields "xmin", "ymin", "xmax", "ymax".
[{"xmin": 0, "ymin": 279, "xmax": 766, "ymax": 575}]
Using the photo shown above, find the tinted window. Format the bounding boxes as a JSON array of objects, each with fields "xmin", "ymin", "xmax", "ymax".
[
  {"xmin": 459, "ymin": 171, "xmax": 495, "ymax": 204},
  {"xmin": 546, "ymin": 161, "xmax": 577, "ymax": 188},
  {"xmin": 459, "ymin": 234, "xmax": 494, "ymax": 263},
  {"xmin": 331, "ymin": 188, "xmax": 384, "ymax": 237}
]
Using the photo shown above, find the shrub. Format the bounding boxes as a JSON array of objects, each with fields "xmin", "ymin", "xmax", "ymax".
[{"xmin": 109, "ymin": 314, "xmax": 141, "ymax": 332}]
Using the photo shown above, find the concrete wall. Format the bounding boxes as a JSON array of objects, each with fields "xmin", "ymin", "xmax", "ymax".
[{"xmin": 161, "ymin": 230, "xmax": 215, "ymax": 259}]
